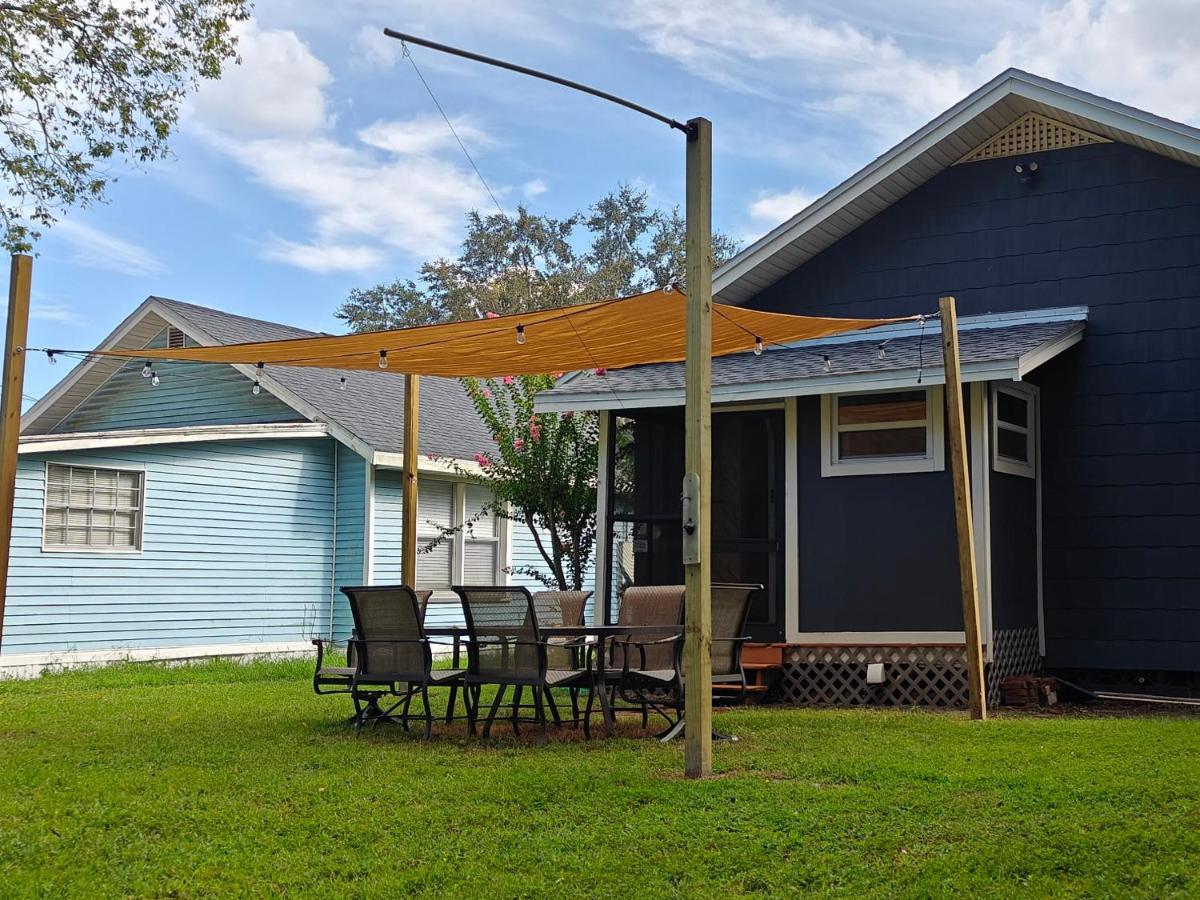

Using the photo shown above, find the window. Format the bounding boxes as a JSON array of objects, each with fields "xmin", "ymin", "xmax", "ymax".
[
  {"xmin": 992, "ymin": 383, "xmax": 1037, "ymax": 478},
  {"xmin": 413, "ymin": 478, "xmax": 503, "ymax": 589},
  {"xmin": 44, "ymin": 464, "xmax": 143, "ymax": 551},
  {"xmin": 821, "ymin": 387, "xmax": 945, "ymax": 476}
]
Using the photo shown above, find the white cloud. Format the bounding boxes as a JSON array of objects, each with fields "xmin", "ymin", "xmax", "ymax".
[
  {"xmin": 190, "ymin": 19, "xmax": 331, "ymax": 137},
  {"xmin": 31, "ymin": 302, "xmax": 87, "ymax": 326},
  {"xmin": 51, "ymin": 219, "xmax": 166, "ymax": 277},
  {"xmin": 358, "ymin": 116, "xmax": 492, "ymax": 157},
  {"xmin": 261, "ymin": 238, "xmax": 387, "ymax": 273},
  {"xmin": 351, "ymin": 24, "xmax": 403, "ymax": 70},
  {"xmin": 747, "ymin": 188, "xmax": 817, "ymax": 226},
  {"xmin": 522, "ymin": 178, "xmax": 549, "ymax": 198}
]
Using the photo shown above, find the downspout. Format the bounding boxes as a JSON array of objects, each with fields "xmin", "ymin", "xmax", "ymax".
[{"xmin": 328, "ymin": 443, "xmax": 338, "ymax": 641}]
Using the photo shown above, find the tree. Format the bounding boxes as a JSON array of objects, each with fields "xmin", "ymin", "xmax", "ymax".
[
  {"xmin": 430, "ymin": 373, "xmax": 598, "ymax": 592},
  {"xmin": 336, "ymin": 184, "xmax": 740, "ymax": 330},
  {"xmin": 0, "ymin": 0, "xmax": 249, "ymax": 252}
]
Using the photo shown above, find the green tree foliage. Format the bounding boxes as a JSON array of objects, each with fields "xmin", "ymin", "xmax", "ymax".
[
  {"xmin": 0, "ymin": 0, "xmax": 249, "ymax": 251},
  {"xmin": 431, "ymin": 374, "xmax": 597, "ymax": 592},
  {"xmin": 336, "ymin": 184, "xmax": 740, "ymax": 330}
]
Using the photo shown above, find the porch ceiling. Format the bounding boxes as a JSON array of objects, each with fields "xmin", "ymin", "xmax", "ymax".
[{"xmin": 534, "ymin": 307, "xmax": 1086, "ymax": 412}]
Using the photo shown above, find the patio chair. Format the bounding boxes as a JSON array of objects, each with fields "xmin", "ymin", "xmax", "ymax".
[
  {"xmin": 594, "ymin": 585, "xmax": 685, "ymax": 728},
  {"xmin": 341, "ymin": 585, "xmax": 464, "ymax": 736},
  {"xmin": 312, "ymin": 590, "xmax": 432, "ymax": 721},
  {"xmin": 607, "ymin": 583, "xmax": 760, "ymax": 740},
  {"xmin": 532, "ymin": 589, "xmax": 593, "ymax": 723},
  {"xmin": 454, "ymin": 586, "xmax": 593, "ymax": 741}
]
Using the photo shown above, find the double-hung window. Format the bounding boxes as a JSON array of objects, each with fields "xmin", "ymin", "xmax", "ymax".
[
  {"xmin": 414, "ymin": 478, "xmax": 503, "ymax": 589},
  {"xmin": 43, "ymin": 464, "xmax": 144, "ymax": 551},
  {"xmin": 992, "ymin": 383, "xmax": 1037, "ymax": 478},
  {"xmin": 821, "ymin": 387, "xmax": 945, "ymax": 476}
]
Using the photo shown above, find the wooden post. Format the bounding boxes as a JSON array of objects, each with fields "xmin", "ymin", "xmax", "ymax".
[
  {"xmin": 0, "ymin": 255, "xmax": 32, "ymax": 655},
  {"xmin": 683, "ymin": 117, "xmax": 713, "ymax": 777},
  {"xmin": 401, "ymin": 372, "xmax": 420, "ymax": 587},
  {"xmin": 939, "ymin": 296, "xmax": 987, "ymax": 720}
]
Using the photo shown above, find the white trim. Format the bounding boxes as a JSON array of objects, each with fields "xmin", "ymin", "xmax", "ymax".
[
  {"xmin": 1016, "ymin": 326, "xmax": 1085, "ymax": 378},
  {"xmin": 594, "ymin": 410, "xmax": 611, "ymax": 626},
  {"xmin": 783, "ymin": 398, "xmax": 799, "ymax": 643},
  {"xmin": 451, "ymin": 481, "xmax": 467, "ymax": 584},
  {"xmin": 789, "ymin": 631, "xmax": 969, "ymax": 645},
  {"xmin": 0, "ymin": 641, "xmax": 314, "ymax": 679},
  {"xmin": 992, "ymin": 382, "xmax": 1038, "ymax": 478},
  {"xmin": 714, "ymin": 67, "xmax": 1200, "ymax": 304},
  {"xmin": 371, "ymin": 451, "xmax": 484, "ymax": 476},
  {"xmin": 364, "ymin": 463, "xmax": 376, "ymax": 584},
  {"xmin": 970, "ymin": 382, "xmax": 994, "ymax": 660},
  {"xmin": 819, "ymin": 386, "xmax": 945, "ymax": 477},
  {"xmin": 19, "ymin": 422, "xmax": 330, "ymax": 454},
  {"xmin": 41, "ymin": 461, "xmax": 145, "ymax": 554},
  {"xmin": 1035, "ymin": 389, "xmax": 1046, "ymax": 657}
]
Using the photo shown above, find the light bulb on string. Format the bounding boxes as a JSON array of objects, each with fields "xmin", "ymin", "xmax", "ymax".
[
  {"xmin": 252, "ymin": 362, "xmax": 264, "ymax": 396},
  {"xmin": 151, "ymin": 371, "xmax": 160, "ymax": 387},
  {"xmin": 822, "ymin": 355, "xmax": 832, "ymax": 373},
  {"xmin": 339, "ymin": 376, "xmax": 347, "ymax": 391},
  {"xmin": 753, "ymin": 336, "xmax": 764, "ymax": 357},
  {"xmin": 141, "ymin": 362, "xmax": 152, "ymax": 378},
  {"xmin": 378, "ymin": 350, "xmax": 388, "ymax": 369},
  {"xmin": 46, "ymin": 350, "xmax": 57, "ymax": 365},
  {"xmin": 878, "ymin": 343, "xmax": 887, "ymax": 360},
  {"xmin": 516, "ymin": 324, "xmax": 526, "ymax": 345}
]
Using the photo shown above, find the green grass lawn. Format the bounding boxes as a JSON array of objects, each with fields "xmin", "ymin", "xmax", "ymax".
[{"xmin": 1, "ymin": 660, "xmax": 1197, "ymax": 897}]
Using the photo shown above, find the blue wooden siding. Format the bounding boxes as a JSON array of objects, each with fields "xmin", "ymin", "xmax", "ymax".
[
  {"xmin": 750, "ymin": 141, "xmax": 1200, "ymax": 670},
  {"xmin": 4, "ymin": 438, "xmax": 336, "ymax": 655},
  {"xmin": 55, "ymin": 328, "xmax": 300, "ymax": 433},
  {"xmin": 330, "ymin": 443, "xmax": 367, "ymax": 640}
]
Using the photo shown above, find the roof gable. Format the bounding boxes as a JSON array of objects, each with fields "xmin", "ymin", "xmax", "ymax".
[{"xmin": 716, "ymin": 69, "xmax": 1200, "ymax": 306}]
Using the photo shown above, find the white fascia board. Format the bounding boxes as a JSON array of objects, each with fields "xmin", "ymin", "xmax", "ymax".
[
  {"xmin": 372, "ymin": 451, "xmax": 484, "ymax": 476},
  {"xmin": 19, "ymin": 422, "xmax": 330, "ymax": 454},
  {"xmin": 1016, "ymin": 323, "xmax": 1085, "ymax": 378},
  {"xmin": 535, "ymin": 359, "xmax": 1020, "ymax": 413}
]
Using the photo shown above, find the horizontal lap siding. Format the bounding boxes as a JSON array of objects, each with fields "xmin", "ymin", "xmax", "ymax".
[
  {"xmin": 55, "ymin": 328, "xmax": 300, "ymax": 432},
  {"xmin": 3, "ymin": 439, "xmax": 336, "ymax": 654},
  {"xmin": 752, "ymin": 142, "xmax": 1200, "ymax": 670},
  {"xmin": 331, "ymin": 444, "xmax": 366, "ymax": 640},
  {"xmin": 508, "ymin": 520, "xmax": 597, "ymax": 622}
]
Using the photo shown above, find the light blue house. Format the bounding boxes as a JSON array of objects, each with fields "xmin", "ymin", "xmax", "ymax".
[{"xmin": 3, "ymin": 297, "xmax": 551, "ymax": 675}]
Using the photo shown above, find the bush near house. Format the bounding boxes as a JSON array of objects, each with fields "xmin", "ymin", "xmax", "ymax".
[{"xmin": 1, "ymin": 661, "xmax": 1197, "ymax": 895}]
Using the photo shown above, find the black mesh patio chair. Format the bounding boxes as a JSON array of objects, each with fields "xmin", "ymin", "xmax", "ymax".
[
  {"xmin": 341, "ymin": 586, "xmax": 464, "ymax": 736},
  {"xmin": 455, "ymin": 585, "xmax": 593, "ymax": 741},
  {"xmin": 532, "ymin": 590, "xmax": 592, "ymax": 724},
  {"xmin": 312, "ymin": 590, "xmax": 432, "ymax": 721},
  {"xmin": 607, "ymin": 583, "xmax": 760, "ymax": 741}
]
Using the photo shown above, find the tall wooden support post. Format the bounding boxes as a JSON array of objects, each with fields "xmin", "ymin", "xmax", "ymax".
[
  {"xmin": 682, "ymin": 117, "xmax": 713, "ymax": 777},
  {"xmin": 939, "ymin": 296, "xmax": 987, "ymax": 720},
  {"xmin": 401, "ymin": 373, "xmax": 420, "ymax": 587},
  {"xmin": 0, "ymin": 255, "xmax": 32, "ymax": 655}
]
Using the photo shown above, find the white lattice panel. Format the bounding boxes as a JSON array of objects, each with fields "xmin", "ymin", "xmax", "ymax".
[{"xmin": 957, "ymin": 112, "xmax": 1109, "ymax": 163}]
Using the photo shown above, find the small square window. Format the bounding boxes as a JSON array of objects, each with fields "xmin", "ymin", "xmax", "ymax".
[
  {"xmin": 992, "ymin": 383, "xmax": 1037, "ymax": 478},
  {"xmin": 821, "ymin": 387, "xmax": 945, "ymax": 477},
  {"xmin": 43, "ymin": 464, "xmax": 144, "ymax": 552}
]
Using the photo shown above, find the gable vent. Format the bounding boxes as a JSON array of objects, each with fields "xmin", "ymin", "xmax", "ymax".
[
  {"xmin": 166, "ymin": 327, "xmax": 186, "ymax": 349},
  {"xmin": 957, "ymin": 112, "xmax": 1110, "ymax": 164}
]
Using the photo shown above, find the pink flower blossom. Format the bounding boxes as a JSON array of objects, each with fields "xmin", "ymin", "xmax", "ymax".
[
  {"xmin": 529, "ymin": 422, "xmax": 542, "ymax": 442},
  {"xmin": 593, "ymin": 367, "xmax": 607, "ymax": 376},
  {"xmin": 563, "ymin": 411, "xmax": 575, "ymax": 420},
  {"xmin": 513, "ymin": 438, "xmax": 525, "ymax": 450},
  {"xmin": 426, "ymin": 453, "xmax": 437, "ymax": 461},
  {"xmin": 473, "ymin": 453, "xmax": 491, "ymax": 468},
  {"xmin": 481, "ymin": 387, "xmax": 492, "ymax": 399},
  {"xmin": 552, "ymin": 371, "xmax": 564, "ymax": 379},
  {"xmin": 502, "ymin": 375, "xmax": 515, "ymax": 386},
  {"xmin": 484, "ymin": 311, "xmax": 501, "ymax": 319}
]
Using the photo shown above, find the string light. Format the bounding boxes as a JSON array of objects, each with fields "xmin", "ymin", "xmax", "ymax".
[
  {"xmin": 753, "ymin": 336, "xmax": 764, "ymax": 357},
  {"xmin": 141, "ymin": 362, "xmax": 152, "ymax": 378},
  {"xmin": 339, "ymin": 376, "xmax": 347, "ymax": 391},
  {"xmin": 252, "ymin": 361, "xmax": 264, "ymax": 396},
  {"xmin": 822, "ymin": 355, "xmax": 832, "ymax": 373},
  {"xmin": 917, "ymin": 315, "xmax": 927, "ymax": 384},
  {"xmin": 46, "ymin": 350, "xmax": 57, "ymax": 365},
  {"xmin": 515, "ymin": 324, "xmax": 526, "ymax": 345},
  {"xmin": 150, "ymin": 370, "xmax": 160, "ymax": 387},
  {"xmin": 878, "ymin": 342, "xmax": 888, "ymax": 360},
  {"xmin": 378, "ymin": 350, "xmax": 388, "ymax": 369}
]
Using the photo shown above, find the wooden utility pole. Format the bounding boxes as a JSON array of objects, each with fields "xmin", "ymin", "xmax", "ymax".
[
  {"xmin": 683, "ymin": 117, "xmax": 714, "ymax": 776},
  {"xmin": 401, "ymin": 373, "xmax": 420, "ymax": 587},
  {"xmin": 940, "ymin": 296, "xmax": 987, "ymax": 719},
  {"xmin": 0, "ymin": 255, "xmax": 32, "ymax": 655}
]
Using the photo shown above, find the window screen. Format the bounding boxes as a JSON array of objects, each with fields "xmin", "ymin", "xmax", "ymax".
[{"xmin": 44, "ymin": 464, "xmax": 143, "ymax": 551}]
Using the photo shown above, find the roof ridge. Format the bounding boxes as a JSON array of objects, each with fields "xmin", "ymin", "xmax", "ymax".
[{"xmin": 150, "ymin": 295, "xmax": 326, "ymax": 340}]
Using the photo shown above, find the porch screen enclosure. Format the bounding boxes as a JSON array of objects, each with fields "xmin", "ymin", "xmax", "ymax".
[{"xmin": 606, "ymin": 407, "xmax": 786, "ymax": 642}]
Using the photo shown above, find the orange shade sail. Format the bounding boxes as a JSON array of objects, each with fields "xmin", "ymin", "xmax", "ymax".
[{"xmin": 103, "ymin": 289, "xmax": 915, "ymax": 377}]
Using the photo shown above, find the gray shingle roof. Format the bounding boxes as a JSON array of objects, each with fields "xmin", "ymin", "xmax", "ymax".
[
  {"xmin": 542, "ymin": 318, "xmax": 1083, "ymax": 400},
  {"xmin": 154, "ymin": 297, "xmax": 493, "ymax": 459}
]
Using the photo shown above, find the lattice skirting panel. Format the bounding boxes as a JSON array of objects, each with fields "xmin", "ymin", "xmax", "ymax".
[{"xmin": 780, "ymin": 630, "xmax": 1045, "ymax": 710}]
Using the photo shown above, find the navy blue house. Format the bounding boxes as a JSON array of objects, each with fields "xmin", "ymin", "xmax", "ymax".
[{"xmin": 539, "ymin": 70, "xmax": 1200, "ymax": 705}]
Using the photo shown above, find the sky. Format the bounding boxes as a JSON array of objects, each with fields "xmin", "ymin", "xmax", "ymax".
[{"xmin": 18, "ymin": 0, "xmax": 1200, "ymax": 404}]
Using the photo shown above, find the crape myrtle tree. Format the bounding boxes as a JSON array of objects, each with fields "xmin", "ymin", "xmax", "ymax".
[
  {"xmin": 339, "ymin": 185, "xmax": 738, "ymax": 589},
  {"xmin": 0, "ymin": 0, "xmax": 249, "ymax": 251}
]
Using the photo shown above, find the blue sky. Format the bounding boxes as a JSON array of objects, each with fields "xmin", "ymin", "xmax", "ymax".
[{"xmin": 19, "ymin": 0, "xmax": 1200, "ymax": 404}]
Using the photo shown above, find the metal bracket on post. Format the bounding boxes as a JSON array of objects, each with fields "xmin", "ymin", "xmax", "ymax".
[{"xmin": 681, "ymin": 471, "xmax": 700, "ymax": 565}]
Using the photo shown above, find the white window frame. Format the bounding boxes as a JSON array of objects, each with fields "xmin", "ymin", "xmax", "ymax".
[
  {"xmin": 414, "ymin": 476, "xmax": 506, "ymax": 590},
  {"xmin": 992, "ymin": 382, "xmax": 1037, "ymax": 479},
  {"xmin": 42, "ymin": 462, "xmax": 145, "ymax": 553},
  {"xmin": 820, "ymin": 386, "xmax": 945, "ymax": 477}
]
